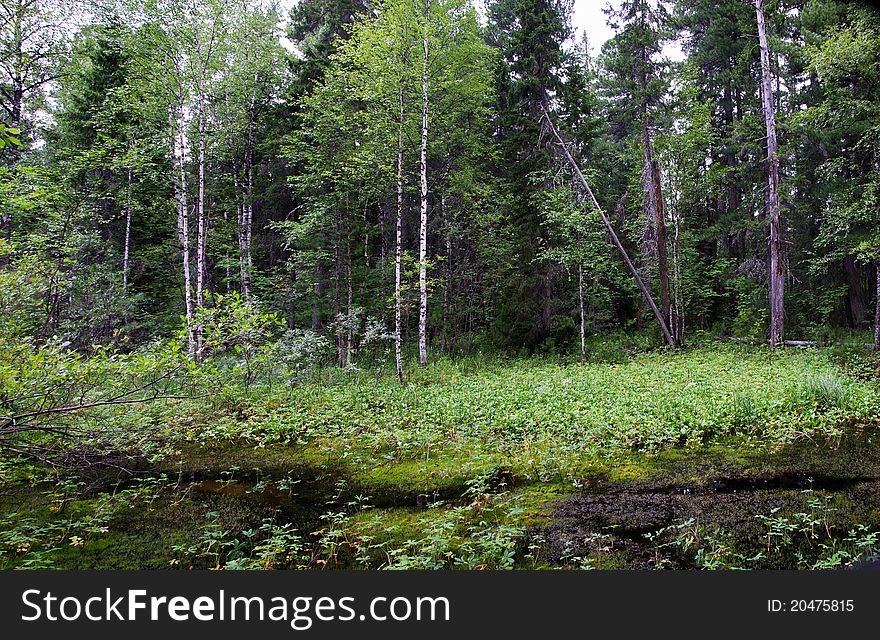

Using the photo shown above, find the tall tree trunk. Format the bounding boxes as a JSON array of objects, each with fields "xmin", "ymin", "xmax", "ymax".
[
  {"xmin": 443, "ymin": 198, "xmax": 451, "ymax": 353},
  {"xmin": 242, "ymin": 100, "xmax": 256, "ymax": 302},
  {"xmin": 311, "ymin": 262, "xmax": 322, "ymax": 332},
  {"xmin": 288, "ymin": 262, "xmax": 297, "ymax": 330},
  {"xmin": 874, "ymin": 263, "xmax": 880, "ymax": 351},
  {"xmin": 875, "ymin": 147, "xmax": 880, "ymax": 350},
  {"xmin": 844, "ymin": 255, "xmax": 867, "ymax": 326},
  {"xmin": 644, "ymin": 145, "xmax": 672, "ymax": 335},
  {"xmin": 395, "ymin": 89, "xmax": 405, "ymax": 385},
  {"xmin": 638, "ymin": 25, "xmax": 673, "ymax": 344},
  {"xmin": 232, "ymin": 155, "xmax": 246, "ymax": 295},
  {"xmin": 195, "ymin": 91, "xmax": 208, "ymax": 358},
  {"xmin": 756, "ymin": 0, "xmax": 785, "ymax": 348},
  {"xmin": 672, "ymin": 210, "xmax": 685, "ymax": 344},
  {"xmin": 418, "ymin": 22, "xmax": 429, "ymax": 369},
  {"xmin": 346, "ymin": 218, "xmax": 354, "ymax": 367},
  {"xmin": 170, "ymin": 105, "xmax": 195, "ymax": 356},
  {"xmin": 334, "ymin": 210, "xmax": 344, "ymax": 368},
  {"xmin": 223, "ymin": 209, "xmax": 231, "ymax": 293}
]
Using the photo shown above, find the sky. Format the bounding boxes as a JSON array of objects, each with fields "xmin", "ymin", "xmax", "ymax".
[
  {"xmin": 281, "ymin": 1, "xmax": 679, "ymax": 60},
  {"xmin": 573, "ymin": 1, "xmax": 616, "ymax": 54}
]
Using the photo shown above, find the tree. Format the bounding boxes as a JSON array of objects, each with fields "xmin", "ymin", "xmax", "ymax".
[
  {"xmin": 285, "ymin": 0, "xmax": 494, "ymax": 377},
  {"xmin": 756, "ymin": 0, "xmax": 785, "ymax": 347},
  {"xmin": 602, "ymin": 0, "xmax": 677, "ymax": 343},
  {"xmin": 0, "ymin": 0, "xmax": 71, "ymax": 258},
  {"xmin": 487, "ymin": 0, "xmax": 572, "ymax": 349},
  {"xmin": 807, "ymin": 8, "xmax": 880, "ymax": 347},
  {"xmin": 538, "ymin": 38, "xmax": 618, "ymax": 356},
  {"xmin": 673, "ymin": 0, "xmax": 765, "ymax": 338},
  {"xmin": 216, "ymin": 1, "xmax": 286, "ymax": 302},
  {"xmin": 0, "ymin": 0, "xmax": 71, "ymax": 154},
  {"xmin": 50, "ymin": 16, "xmax": 169, "ymax": 334},
  {"xmin": 655, "ymin": 63, "xmax": 721, "ymax": 341}
]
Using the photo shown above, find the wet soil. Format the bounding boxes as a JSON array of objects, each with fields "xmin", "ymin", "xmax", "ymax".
[
  {"xmin": 5, "ymin": 428, "xmax": 880, "ymax": 569},
  {"xmin": 543, "ymin": 430, "xmax": 880, "ymax": 569}
]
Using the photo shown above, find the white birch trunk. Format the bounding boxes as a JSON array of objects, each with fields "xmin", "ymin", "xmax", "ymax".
[
  {"xmin": 346, "ymin": 220, "xmax": 354, "ymax": 367},
  {"xmin": 418, "ymin": 22, "xmax": 429, "ymax": 369},
  {"xmin": 242, "ymin": 81, "xmax": 257, "ymax": 302},
  {"xmin": 123, "ymin": 167, "xmax": 132, "ymax": 296},
  {"xmin": 395, "ymin": 89, "xmax": 405, "ymax": 385},
  {"xmin": 578, "ymin": 259, "xmax": 586, "ymax": 359},
  {"xmin": 195, "ymin": 91, "xmax": 207, "ymax": 358},
  {"xmin": 875, "ymin": 262, "xmax": 880, "ymax": 351},
  {"xmin": 170, "ymin": 105, "xmax": 195, "ymax": 357},
  {"xmin": 875, "ymin": 149, "xmax": 880, "ymax": 351}
]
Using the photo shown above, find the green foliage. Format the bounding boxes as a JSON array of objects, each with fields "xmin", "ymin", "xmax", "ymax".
[
  {"xmin": 0, "ymin": 124, "xmax": 21, "ymax": 149},
  {"xmin": 197, "ymin": 345, "xmax": 880, "ymax": 482},
  {"xmin": 171, "ymin": 514, "xmax": 305, "ymax": 570},
  {"xmin": 0, "ymin": 476, "xmax": 168, "ymax": 569},
  {"xmin": 0, "ymin": 333, "xmax": 195, "ymax": 463},
  {"xmin": 7, "ymin": 0, "xmax": 880, "ymax": 574},
  {"xmin": 195, "ymin": 292, "xmax": 284, "ymax": 391}
]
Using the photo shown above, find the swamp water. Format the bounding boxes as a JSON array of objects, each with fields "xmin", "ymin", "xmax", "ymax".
[{"xmin": 4, "ymin": 428, "xmax": 880, "ymax": 569}]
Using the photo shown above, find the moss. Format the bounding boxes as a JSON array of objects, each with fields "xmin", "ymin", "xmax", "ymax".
[
  {"xmin": 5, "ymin": 402, "xmax": 880, "ymax": 569},
  {"xmin": 606, "ymin": 464, "xmax": 650, "ymax": 483},
  {"xmin": 154, "ymin": 441, "xmax": 332, "ymax": 479},
  {"xmin": 507, "ymin": 483, "xmax": 568, "ymax": 528}
]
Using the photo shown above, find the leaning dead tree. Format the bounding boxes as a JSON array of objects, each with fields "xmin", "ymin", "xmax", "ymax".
[{"xmin": 541, "ymin": 104, "xmax": 676, "ymax": 348}]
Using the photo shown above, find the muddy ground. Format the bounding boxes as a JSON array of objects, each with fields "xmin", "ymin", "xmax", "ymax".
[{"xmin": 3, "ymin": 428, "xmax": 880, "ymax": 569}]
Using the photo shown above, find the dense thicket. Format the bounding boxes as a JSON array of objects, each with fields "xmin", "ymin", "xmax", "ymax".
[{"xmin": 3, "ymin": 0, "xmax": 880, "ymax": 371}]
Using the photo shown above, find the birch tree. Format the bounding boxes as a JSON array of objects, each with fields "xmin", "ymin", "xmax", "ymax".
[
  {"xmin": 135, "ymin": 0, "xmax": 199, "ymax": 355},
  {"xmin": 218, "ymin": 0, "xmax": 284, "ymax": 301}
]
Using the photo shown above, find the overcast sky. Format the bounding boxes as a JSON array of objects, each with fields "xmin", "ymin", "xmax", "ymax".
[
  {"xmin": 573, "ymin": 1, "xmax": 616, "ymax": 54},
  {"xmin": 282, "ymin": 1, "xmax": 669, "ymax": 59}
]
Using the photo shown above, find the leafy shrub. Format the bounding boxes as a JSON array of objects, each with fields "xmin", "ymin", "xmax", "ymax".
[
  {"xmin": 195, "ymin": 292, "xmax": 284, "ymax": 392},
  {"xmin": 274, "ymin": 328, "xmax": 333, "ymax": 384}
]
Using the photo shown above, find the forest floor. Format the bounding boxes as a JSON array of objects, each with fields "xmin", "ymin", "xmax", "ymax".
[{"xmin": 4, "ymin": 341, "xmax": 880, "ymax": 569}]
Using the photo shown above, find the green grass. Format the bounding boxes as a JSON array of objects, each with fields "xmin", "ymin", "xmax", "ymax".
[
  {"xmin": 6, "ymin": 342, "xmax": 880, "ymax": 570},
  {"xmin": 192, "ymin": 344, "xmax": 880, "ymax": 484}
]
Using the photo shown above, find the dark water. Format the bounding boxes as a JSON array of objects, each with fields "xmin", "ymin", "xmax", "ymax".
[
  {"xmin": 5, "ymin": 429, "xmax": 880, "ymax": 569},
  {"xmin": 544, "ymin": 430, "xmax": 880, "ymax": 569}
]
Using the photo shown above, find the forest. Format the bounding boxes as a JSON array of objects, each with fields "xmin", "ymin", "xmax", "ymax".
[{"xmin": 3, "ymin": 0, "xmax": 880, "ymax": 570}]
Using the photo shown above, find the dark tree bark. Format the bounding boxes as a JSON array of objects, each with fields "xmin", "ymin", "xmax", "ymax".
[{"xmin": 844, "ymin": 256, "xmax": 867, "ymax": 326}]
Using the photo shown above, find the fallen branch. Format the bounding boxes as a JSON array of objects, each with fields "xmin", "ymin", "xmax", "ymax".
[
  {"xmin": 2, "ymin": 393, "xmax": 206, "ymax": 429},
  {"xmin": 714, "ymin": 336, "xmax": 873, "ymax": 348}
]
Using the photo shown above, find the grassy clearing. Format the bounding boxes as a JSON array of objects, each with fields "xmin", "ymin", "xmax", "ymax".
[
  {"xmin": 191, "ymin": 344, "xmax": 880, "ymax": 485},
  {"xmin": 5, "ymin": 342, "xmax": 880, "ymax": 570}
]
